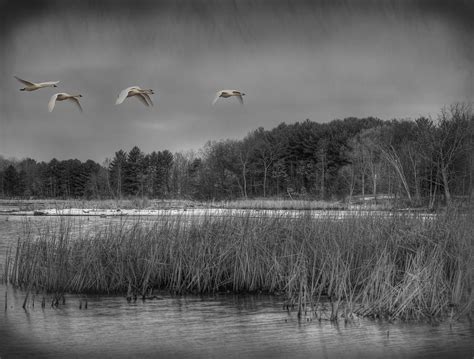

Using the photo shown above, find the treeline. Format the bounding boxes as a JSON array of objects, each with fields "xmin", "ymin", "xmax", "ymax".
[
  {"xmin": 1, "ymin": 103, "xmax": 473, "ymax": 207},
  {"xmin": 0, "ymin": 149, "xmax": 174, "ymax": 200}
]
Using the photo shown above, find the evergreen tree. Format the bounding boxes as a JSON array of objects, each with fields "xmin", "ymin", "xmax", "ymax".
[
  {"xmin": 158, "ymin": 150, "xmax": 174, "ymax": 196},
  {"xmin": 47, "ymin": 159, "xmax": 60, "ymax": 197},
  {"xmin": 109, "ymin": 150, "xmax": 127, "ymax": 199},
  {"xmin": 124, "ymin": 146, "xmax": 145, "ymax": 196},
  {"xmin": 3, "ymin": 165, "xmax": 19, "ymax": 197}
]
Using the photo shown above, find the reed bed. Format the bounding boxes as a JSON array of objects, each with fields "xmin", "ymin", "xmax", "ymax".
[{"xmin": 4, "ymin": 210, "xmax": 473, "ymax": 321}]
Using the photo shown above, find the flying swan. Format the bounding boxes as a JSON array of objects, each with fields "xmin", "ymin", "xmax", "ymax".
[
  {"xmin": 115, "ymin": 86, "xmax": 155, "ymax": 107},
  {"xmin": 48, "ymin": 93, "xmax": 83, "ymax": 112},
  {"xmin": 212, "ymin": 90, "xmax": 246, "ymax": 105},
  {"xmin": 15, "ymin": 76, "xmax": 59, "ymax": 91}
]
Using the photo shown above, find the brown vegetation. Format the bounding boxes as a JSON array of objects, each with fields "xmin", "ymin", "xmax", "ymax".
[{"xmin": 4, "ymin": 210, "xmax": 473, "ymax": 321}]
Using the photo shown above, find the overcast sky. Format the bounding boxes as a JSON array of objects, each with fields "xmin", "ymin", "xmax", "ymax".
[{"xmin": 1, "ymin": 0, "xmax": 473, "ymax": 163}]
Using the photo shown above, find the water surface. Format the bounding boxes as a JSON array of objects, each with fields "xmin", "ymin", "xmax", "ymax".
[{"xmin": 1, "ymin": 216, "xmax": 473, "ymax": 358}]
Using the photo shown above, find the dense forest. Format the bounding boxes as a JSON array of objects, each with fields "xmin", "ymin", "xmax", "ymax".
[{"xmin": 1, "ymin": 103, "xmax": 473, "ymax": 208}]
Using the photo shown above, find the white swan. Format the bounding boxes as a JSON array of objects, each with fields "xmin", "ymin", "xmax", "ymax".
[
  {"xmin": 48, "ymin": 93, "xmax": 83, "ymax": 112},
  {"xmin": 212, "ymin": 90, "xmax": 246, "ymax": 105},
  {"xmin": 116, "ymin": 86, "xmax": 155, "ymax": 107},
  {"xmin": 15, "ymin": 76, "xmax": 59, "ymax": 91}
]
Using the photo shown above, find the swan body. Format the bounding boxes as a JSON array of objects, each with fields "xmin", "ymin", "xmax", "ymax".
[
  {"xmin": 212, "ymin": 90, "xmax": 246, "ymax": 105},
  {"xmin": 15, "ymin": 76, "xmax": 59, "ymax": 91},
  {"xmin": 48, "ymin": 93, "xmax": 83, "ymax": 112},
  {"xmin": 116, "ymin": 86, "xmax": 155, "ymax": 106}
]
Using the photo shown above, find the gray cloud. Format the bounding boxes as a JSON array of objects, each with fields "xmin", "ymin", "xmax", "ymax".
[{"xmin": 1, "ymin": 0, "xmax": 473, "ymax": 162}]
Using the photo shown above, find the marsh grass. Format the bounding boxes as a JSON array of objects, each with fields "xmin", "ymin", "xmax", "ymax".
[{"xmin": 5, "ymin": 210, "xmax": 473, "ymax": 321}]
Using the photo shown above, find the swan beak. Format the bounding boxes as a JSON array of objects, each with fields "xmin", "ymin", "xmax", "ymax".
[{"xmin": 53, "ymin": 85, "xmax": 58, "ymax": 87}]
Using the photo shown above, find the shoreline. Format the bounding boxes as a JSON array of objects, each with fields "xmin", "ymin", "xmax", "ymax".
[{"xmin": 0, "ymin": 207, "xmax": 436, "ymax": 219}]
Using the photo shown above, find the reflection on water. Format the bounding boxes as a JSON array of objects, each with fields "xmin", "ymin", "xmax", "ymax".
[
  {"xmin": 1, "ymin": 289, "xmax": 473, "ymax": 359},
  {"xmin": 1, "ymin": 216, "xmax": 473, "ymax": 358}
]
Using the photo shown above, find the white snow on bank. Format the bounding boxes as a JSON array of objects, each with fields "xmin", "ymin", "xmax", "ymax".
[{"xmin": 6, "ymin": 207, "xmax": 436, "ymax": 220}]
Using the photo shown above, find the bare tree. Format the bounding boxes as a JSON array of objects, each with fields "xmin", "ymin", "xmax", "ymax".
[
  {"xmin": 417, "ymin": 103, "xmax": 472, "ymax": 207},
  {"xmin": 237, "ymin": 137, "xmax": 255, "ymax": 198},
  {"xmin": 251, "ymin": 128, "xmax": 285, "ymax": 197}
]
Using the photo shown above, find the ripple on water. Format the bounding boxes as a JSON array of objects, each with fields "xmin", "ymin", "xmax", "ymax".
[
  {"xmin": 1, "ymin": 217, "xmax": 473, "ymax": 358},
  {"xmin": 1, "ymin": 288, "xmax": 474, "ymax": 358}
]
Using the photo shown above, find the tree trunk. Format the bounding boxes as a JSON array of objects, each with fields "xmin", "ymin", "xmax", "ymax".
[
  {"xmin": 441, "ymin": 165, "xmax": 452, "ymax": 206},
  {"xmin": 373, "ymin": 173, "xmax": 377, "ymax": 203},
  {"xmin": 320, "ymin": 163, "xmax": 325, "ymax": 199},
  {"xmin": 242, "ymin": 163, "xmax": 247, "ymax": 198},
  {"xmin": 428, "ymin": 165, "xmax": 437, "ymax": 210},
  {"xmin": 263, "ymin": 165, "xmax": 268, "ymax": 198},
  {"xmin": 408, "ymin": 148, "xmax": 421, "ymax": 204},
  {"xmin": 470, "ymin": 150, "xmax": 474, "ymax": 202},
  {"xmin": 380, "ymin": 146, "xmax": 412, "ymax": 203}
]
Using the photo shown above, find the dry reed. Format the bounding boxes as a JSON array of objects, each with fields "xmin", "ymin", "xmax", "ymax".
[{"xmin": 5, "ymin": 210, "xmax": 473, "ymax": 321}]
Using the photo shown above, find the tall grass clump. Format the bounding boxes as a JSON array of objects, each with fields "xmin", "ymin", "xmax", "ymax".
[{"xmin": 6, "ymin": 210, "xmax": 474, "ymax": 321}]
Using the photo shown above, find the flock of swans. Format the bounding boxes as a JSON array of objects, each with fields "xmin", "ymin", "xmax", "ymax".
[{"xmin": 14, "ymin": 76, "xmax": 246, "ymax": 112}]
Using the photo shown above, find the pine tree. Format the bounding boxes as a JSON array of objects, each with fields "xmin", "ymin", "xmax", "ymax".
[
  {"xmin": 158, "ymin": 150, "xmax": 173, "ymax": 196},
  {"xmin": 124, "ymin": 146, "xmax": 145, "ymax": 196},
  {"xmin": 3, "ymin": 165, "xmax": 19, "ymax": 197},
  {"xmin": 108, "ymin": 150, "xmax": 127, "ymax": 199}
]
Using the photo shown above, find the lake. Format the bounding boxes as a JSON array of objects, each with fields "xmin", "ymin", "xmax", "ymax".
[{"xmin": 1, "ymin": 215, "xmax": 473, "ymax": 358}]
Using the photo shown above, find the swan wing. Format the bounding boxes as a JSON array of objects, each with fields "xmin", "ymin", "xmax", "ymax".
[
  {"xmin": 141, "ymin": 93, "xmax": 154, "ymax": 106},
  {"xmin": 48, "ymin": 94, "xmax": 59, "ymax": 112},
  {"xmin": 235, "ymin": 93, "xmax": 244, "ymax": 105},
  {"xmin": 69, "ymin": 97, "xmax": 83, "ymax": 112},
  {"xmin": 14, "ymin": 76, "xmax": 35, "ymax": 86},
  {"xmin": 116, "ymin": 86, "xmax": 137, "ymax": 105},
  {"xmin": 135, "ymin": 93, "xmax": 150, "ymax": 107},
  {"xmin": 212, "ymin": 91, "xmax": 222, "ymax": 105}
]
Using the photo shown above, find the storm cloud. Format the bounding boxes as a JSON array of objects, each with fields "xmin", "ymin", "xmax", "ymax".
[{"xmin": 1, "ymin": 0, "xmax": 473, "ymax": 162}]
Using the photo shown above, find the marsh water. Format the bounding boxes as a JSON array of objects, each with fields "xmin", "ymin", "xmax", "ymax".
[{"xmin": 1, "ymin": 215, "xmax": 473, "ymax": 358}]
